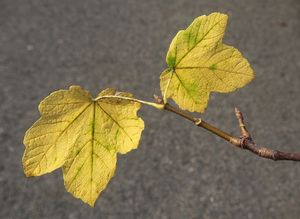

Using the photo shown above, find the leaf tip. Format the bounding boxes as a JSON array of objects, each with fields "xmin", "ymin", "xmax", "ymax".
[{"xmin": 85, "ymin": 199, "xmax": 96, "ymax": 207}]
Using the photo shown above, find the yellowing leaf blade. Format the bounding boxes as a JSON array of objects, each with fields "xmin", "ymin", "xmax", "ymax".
[
  {"xmin": 23, "ymin": 86, "xmax": 145, "ymax": 206},
  {"xmin": 161, "ymin": 13, "xmax": 255, "ymax": 113}
]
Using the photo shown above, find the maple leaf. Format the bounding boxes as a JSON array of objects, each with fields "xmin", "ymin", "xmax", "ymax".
[
  {"xmin": 22, "ymin": 86, "xmax": 144, "ymax": 206},
  {"xmin": 160, "ymin": 12, "xmax": 255, "ymax": 112}
]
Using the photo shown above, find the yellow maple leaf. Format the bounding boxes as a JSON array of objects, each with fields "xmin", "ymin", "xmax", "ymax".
[
  {"xmin": 22, "ymin": 86, "xmax": 144, "ymax": 206},
  {"xmin": 160, "ymin": 12, "xmax": 255, "ymax": 112}
]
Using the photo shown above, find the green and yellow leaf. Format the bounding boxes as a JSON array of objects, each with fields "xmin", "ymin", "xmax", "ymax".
[
  {"xmin": 161, "ymin": 12, "xmax": 255, "ymax": 112},
  {"xmin": 22, "ymin": 86, "xmax": 144, "ymax": 206}
]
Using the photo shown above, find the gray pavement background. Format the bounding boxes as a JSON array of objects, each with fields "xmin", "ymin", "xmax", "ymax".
[{"xmin": 0, "ymin": 0, "xmax": 300, "ymax": 218}]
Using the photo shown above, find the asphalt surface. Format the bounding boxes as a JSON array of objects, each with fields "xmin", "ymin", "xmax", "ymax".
[{"xmin": 1, "ymin": 0, "xmax": 300, "ymax": 218}]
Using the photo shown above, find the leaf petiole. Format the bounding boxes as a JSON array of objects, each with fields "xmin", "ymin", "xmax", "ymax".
[{"xmin": 94, "ymin": 95, "xmax": 165, "ymax": 110}]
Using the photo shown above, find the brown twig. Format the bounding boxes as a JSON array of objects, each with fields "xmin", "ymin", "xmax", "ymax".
[{"xmin": 154, "ymin": 95, "xmax": 300, "ymax": 161}]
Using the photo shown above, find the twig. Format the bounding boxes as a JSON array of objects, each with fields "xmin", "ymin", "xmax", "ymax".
[{"xmin": 154, "ymin": 95, "xmax": 300, "ymax": 161}]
